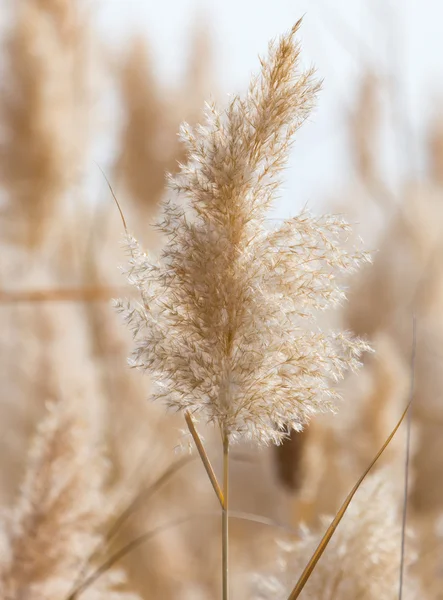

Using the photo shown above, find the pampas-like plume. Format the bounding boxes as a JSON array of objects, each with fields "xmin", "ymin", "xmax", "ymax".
[
  {"xmin": 0, "ymin": 0, "xmax": 89, "ymax": 248},
  {"xmin": 251, "ymin": 472, "xmax": 422, "ymax": 600},
  {"xmin": 115, "ymin": 35, "xmax": 172, "ymax": 219},
  {"xmin": 428, "ymin": 114, "xmax": 443, "ymax": 185},
  {"xmin": 115, "ymin": 25, "xmax": 212, "ymax": 228},
  {"xmin": 117, "ymin": 20, "xmax": 370, "ymax": 445},
  {"xmin": 0, "ymin": 401, "xmax": 139, "ymax": 599},
  {"xmin": 350, "ymin": 71, "xmax": 380, "ymax": 187}
]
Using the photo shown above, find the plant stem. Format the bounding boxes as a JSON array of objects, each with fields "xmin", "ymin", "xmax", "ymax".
[
  {"xmin": 286, "ymin": 378, "xmax": 417, "ymax": 600},
  {"xmin": 222, "ymin": 430, "xmax": 230, "ymax": 600},
  {"xmin": 184, "ymin": 411, "xmax": 224, "ymax": 508},
  {"xmin": 184, "ymin": 412, "xmax": 229, "ymax": 598}
]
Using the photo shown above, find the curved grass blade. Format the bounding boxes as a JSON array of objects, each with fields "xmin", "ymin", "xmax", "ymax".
[
  {"xmin": 66, "ymin": 510, "xmax": 298, "ymax": 599},
  {"xmin": 287, "ymin": 316, "xmax": 417, "ymax": 600},
  {"xmin": 185, "ymin": 411, "xmax": 224, "ymax": 508},
  {"xmin": 399, "ymin": 314, "xmax": 417, "ymax": 599},
  {"xmin": 66, "ymin": 455, "xmax": 195, "ymax": 600}
]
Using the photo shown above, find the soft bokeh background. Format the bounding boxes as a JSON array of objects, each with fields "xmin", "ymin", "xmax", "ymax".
[{"xmin": 1, "ymin": 1, "xmax": 443, "ymax": 598}]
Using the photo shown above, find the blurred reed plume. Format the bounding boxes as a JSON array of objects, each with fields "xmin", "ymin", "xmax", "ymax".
[
  {"xmin": 0, "ymin": 0, "xmax": 91, "ymax": 249},
  {"xmin": 0, "ymin": 400, "xmax": 140, "ymax": 599},
  {"xmin": 252, "ymin": 471, "xmax": 423, "ymax": 600},
  {"xmin": 115, "ymin": 24, "xmax": 212, "ymax": 242},
  {"xmin": 116, "ymin": 35, "xmax": 171, "ymax": 221}
]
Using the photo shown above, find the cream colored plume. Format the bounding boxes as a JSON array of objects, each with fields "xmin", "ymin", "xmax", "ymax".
[{"xmin": 117, "ymin": 20, "xmax": 370, "ymax": 445}]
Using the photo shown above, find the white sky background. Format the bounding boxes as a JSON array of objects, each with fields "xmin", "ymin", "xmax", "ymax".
[{"xmin": 92, "ymin": 0, "xmax": 443, "ymax": 218}]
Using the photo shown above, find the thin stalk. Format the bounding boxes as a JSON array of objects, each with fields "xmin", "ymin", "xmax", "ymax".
[
  {"xmin": 65, "ymin": 509, "xmax": 297, "ymax": 600},
  {"xmin": 184, "ymin": 411, "xmax": 224, "ymax": 508},
  {"xmin": 222, "ymin": 431, "xmax": 230, "ymax": 600},
  {"xmin": 399, "ymin": 314, "xmax": 417, "ymax": 599},
  {"xmin": 286, "ymin": 364, "xmax": 417, "ymax": 599}
]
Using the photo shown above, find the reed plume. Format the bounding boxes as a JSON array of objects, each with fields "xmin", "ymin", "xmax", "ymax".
[
  {"xmin": 0, "ymin": 0, "xmax": 89, "ymax": 248},
  {"xmin": 115, "ymin": 36, "xmax": 171, "ymax": 220},
  {"xmin": 286, "ymin": 332, "xmax": 411, "ymax": 527},
  {"xmin": 350, "ymin": 71, "xmax": 380, "ymax": 188},
  {"xmin": 117, "ymin": 19, "xmax": 370, "ymax": 446},
  {"xmin": 115, "ymin": 25, "xmax": 211, "ymax": 231},
  {"xmin": 0, "ymin": 400, "xmax": 139, "ymax": 599},
  {"xmin": 252, "ymin": 472, "xmax": 422, "ymax": 600},
  {"xmin": 428, "ymin": 113, "xmax": 443, "ymax": 185}
]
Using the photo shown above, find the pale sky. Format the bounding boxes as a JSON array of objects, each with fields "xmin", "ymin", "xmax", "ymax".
[{"xmin": 92, "ymin": 0, "xmax": 443, "ymax": 217}]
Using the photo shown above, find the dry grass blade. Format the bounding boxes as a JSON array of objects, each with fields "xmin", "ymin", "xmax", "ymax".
[
  {"xmin": 68, "ymin": 455, "xmax": 196, "ymax": 596},
  {"xmin": 106, "ymin": 455, "xmax": 196, "ymax": 544},
  {"xmin": 66, "ymin": 509, "xmax": 299, "ymax": 600},
  {"xmin": 287, "ymin": 316, "xmax": 417, "ymax": 600},
  {"xmin": 185, "ymin": 412, "xmax": 224, "ymax": 508},
  {"xmin": 96, "ymin": 162, "xmax": 128, "ymax": 232},
  {"xmin": 399, "ymin": 314, "xmax": 417, "ymax": 599},
  {"xmin": 65, "ymin": 514, "xmax": 201, "ymax": 600}
]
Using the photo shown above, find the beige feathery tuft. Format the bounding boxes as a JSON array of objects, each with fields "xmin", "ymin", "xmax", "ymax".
[
  {"xmin": 115, "ymin": 35, "xmax": 171, "ymax": 219},
  {"xmin": 0, "ymin": 400, "xmax": 140, "ymax": 599},
  {"xmin": 251, "ymin": 471, "xmax": 423, "ymax": 600},
  {"xmin": 117, "ymin": 20, "xmax": 370, "ymax": 445},
  {"xmin": 0, "ymin": 0, "xmax": 89, "ymax": 248},
  {"xmin": 115, "ymin": 25, "xmax": 213, "ymax": 229}
]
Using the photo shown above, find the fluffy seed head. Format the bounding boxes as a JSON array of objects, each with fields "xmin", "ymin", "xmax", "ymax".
[
  {"xmin": 0, "ymin": 400, "xmax": 139, "ymax": 599},
  {"xmin": 117, "ymin": 20, "xmax": 370, "ymax": 445},
  {"xmin": 251, "ymin": 472, "xmax": 422, "ymax": 600}
]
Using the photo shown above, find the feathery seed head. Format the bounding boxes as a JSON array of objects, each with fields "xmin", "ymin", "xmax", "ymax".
[
  {"xmin": 0, "ymin": 400, "xmax": 139, "ymax": 598},
  {"xmin": 117, "ymin": 20, "xmax": 370, "ymax": 445},
  {"xmin": 251, "ymin": 471, "xmax": 422, "ymax": 599}
]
